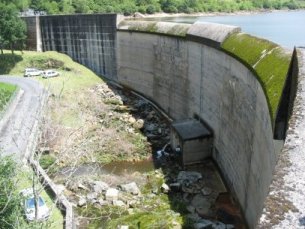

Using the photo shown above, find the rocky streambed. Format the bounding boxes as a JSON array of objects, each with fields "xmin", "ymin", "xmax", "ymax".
[{"xmin": 39, "ymin": 82, "xmax": 245, "ymax": 228}]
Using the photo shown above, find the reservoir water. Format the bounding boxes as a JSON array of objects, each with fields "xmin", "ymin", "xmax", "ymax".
[{"xmin": 148, "ymin": 10, "xmax": 305, "ymax": 49}]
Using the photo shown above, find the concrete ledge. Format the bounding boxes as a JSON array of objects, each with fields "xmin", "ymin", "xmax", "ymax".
[
  {"xmin": 118, "ymin": 20, "xmax": 240, "ymax": 48},
  {"xmin": 187, "ymin": 22, "xmax": 241, "ymax": 48},
  {"xmin": 118, "ymin": 20, "xmax": 190, "ymax": 37}
]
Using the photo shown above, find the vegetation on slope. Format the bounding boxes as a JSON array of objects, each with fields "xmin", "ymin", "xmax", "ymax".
[
  {"xmin": 221, "ymin": 33, "xmax": 291, "ymax": 121},
  {"xmin": 5, "ymin": 0, "xmax": 305, "ymax": 16},
  {"xmin": 0, "ymin": 82, "xmax": 17, "ymax": 112}
]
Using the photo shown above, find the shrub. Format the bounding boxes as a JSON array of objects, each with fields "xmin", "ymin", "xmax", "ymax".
[
  {"xmin": 39, "ymin": 154, "xmax": 56, "ymax": 170},
  {"xmin": 146, "ymin": 5, "xmax": 156, "ymax": 14}
]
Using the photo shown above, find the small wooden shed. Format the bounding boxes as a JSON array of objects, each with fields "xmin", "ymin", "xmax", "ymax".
[{"xmin": 170, "ymin": 119, "xmax": 213, "ymax": 166}]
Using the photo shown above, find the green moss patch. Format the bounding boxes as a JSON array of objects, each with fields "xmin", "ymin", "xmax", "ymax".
[{"xmin": 222, "ymin": 33, "xmax": 291, "ymax": 121}]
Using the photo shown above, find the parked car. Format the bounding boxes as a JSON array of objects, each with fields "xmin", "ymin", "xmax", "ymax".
[
  {"xmin": 24, "ymin": 68, "xmax": 43, "ymax": 77},
  {"xmin": 20, "ymin": 188, "xmax": 50, "ymax": 221},
  {"xmin": 42, "ymin": 70, "xmax": 59, "ymax": 78}
]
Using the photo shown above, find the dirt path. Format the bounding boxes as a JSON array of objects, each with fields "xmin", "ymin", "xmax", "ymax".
[{"xmin": 0, "ymin": 76, "xmax": 46, "ymax": 162}]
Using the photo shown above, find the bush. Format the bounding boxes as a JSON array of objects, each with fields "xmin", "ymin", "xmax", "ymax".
[
  {"xmin": 163, "ymin": 5, "xmax": 178, "ymax": 13},
  {"xmin": 122, "ymin": 4, "xmax": 137, "ymax": 16},
  {"xmin": 146, "ymin": 5, "xmax": 156, "ymax": 14},
  {"xmin": 284, "ymin": 0, "xmax": 299, "ymax": 9},
  {"xmin": 39, "ymin": 154, "xmax": 56, "ymax": 170}
]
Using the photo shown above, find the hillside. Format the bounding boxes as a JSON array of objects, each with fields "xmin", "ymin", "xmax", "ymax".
[{"xmin": 6, "ymin": 0, "xmax": 305, "ymax": 16}]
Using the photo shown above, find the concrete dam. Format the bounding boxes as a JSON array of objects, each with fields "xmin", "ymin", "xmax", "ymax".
[{"xmin": 23, "ymin": 14, "xmax": 299, "ymax": 228}]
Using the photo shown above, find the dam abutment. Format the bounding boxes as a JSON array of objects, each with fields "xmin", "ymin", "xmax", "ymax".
[{"xmin": 21, "ymin": 14, "xmax": 298, "ymax": 228}]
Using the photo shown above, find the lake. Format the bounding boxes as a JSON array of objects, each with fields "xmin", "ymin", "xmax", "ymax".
[{"xmin": 147, "ymin": 10, "xmax": 305, "ymax": 49}]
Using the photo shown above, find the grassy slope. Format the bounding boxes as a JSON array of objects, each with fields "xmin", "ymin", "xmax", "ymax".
[
  {"xmin": 3, "ymin": 50, "xmax": 103, "ymax": 127},
  {"xmin": 221, "ymin": 33, "xmax": 291, "ymax": 122},
  {"xmin": 0, "ymin": 82, "xmax": 17, "ymax": 112}
]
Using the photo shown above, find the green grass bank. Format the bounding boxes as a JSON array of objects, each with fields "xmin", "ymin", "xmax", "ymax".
[{"xmin": 0, "ymin": 82, "xmax": 17, "ymax": 112}]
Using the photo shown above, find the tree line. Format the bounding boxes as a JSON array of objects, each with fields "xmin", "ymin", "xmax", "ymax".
[{"xmin": 2, "ymin": 0, "xmax": 305, "ymax": 16}]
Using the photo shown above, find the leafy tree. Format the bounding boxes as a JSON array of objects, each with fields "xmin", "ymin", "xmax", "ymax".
[{"xmin": 0, "ymin": 3, "xmax": 27, "ymax": 54}]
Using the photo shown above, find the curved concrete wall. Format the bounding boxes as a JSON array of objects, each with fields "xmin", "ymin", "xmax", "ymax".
[
  {"xmin": 22, "ymin": 15, "xmax": 282, "ymax": 228},
  {"xmin": 117, "ymin": 23, "xmax": 277, "ymax": 228}
]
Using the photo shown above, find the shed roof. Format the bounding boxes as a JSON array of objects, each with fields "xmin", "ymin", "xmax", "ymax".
[{"xmin": 172, "ymin": 119, "xmax": 212, "ymax": 141}]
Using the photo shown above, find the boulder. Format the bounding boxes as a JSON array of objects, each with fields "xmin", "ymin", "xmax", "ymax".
[
  {"xmin": 128, "ymin": 117, "xmax": 136, "ymax": 124},
  {"xmin": 133, "ymin": 12, "xmax": 145, "ymax": 18},
  {"xmin": 106, "ymin": 188, "xmax": 119, "ymax": 201},
  {"xmin": 161, "ymin": 183, "xmax": 170, "ymax": 193},
  {"xmin": 186, "ymin": 205, "xmax": 195, "ymax": 214},
  {"xmin": 78, "ymin": 197, "xmax": 87, "ymax": 207},
  {"xmin": 191, "ymin": 194, "xmax": 211, "ymax": 217},
  {"xmin": 133, "ymin": 119, "xmax": 144, "ymax": 129},
  {"xmin": 113, "ymin": 200, "xmax": 125, "ymax": 207},
  {"xmin": 177, "ymin": 171, "xmax": 202, "ymax": 184},
  {"xmin": 78, "ymin": 183, "xmax": 88, "ymax": 190},
  {"xmin": 92, "ymin": 181, "xmax": 109, "ymax": 194},
  {"xmin": 201, "ymin": 187, "xmax": 212, "ymax": 196},
  {"xmin": 193, "ymin": 219, "xmax": 213, "ymax": 229},
  {"xmin": 87, "ymin": 192, "xmax": 98, "ymax": 203},
  {"xmin": 120, "ymin": 182, "xmax": 140, "ymax": 195}
]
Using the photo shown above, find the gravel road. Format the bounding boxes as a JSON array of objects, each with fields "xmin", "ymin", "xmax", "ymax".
[{"xmin": 0, "ymin": 76, "xmax": 46, "ymax": 162}]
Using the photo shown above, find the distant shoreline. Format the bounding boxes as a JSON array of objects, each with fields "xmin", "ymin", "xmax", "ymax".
[{"xmin": 125, "ymin": 8, "xmax": 304, "ymax": 19}]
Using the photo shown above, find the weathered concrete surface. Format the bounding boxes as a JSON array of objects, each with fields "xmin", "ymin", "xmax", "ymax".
[
  {"xmin": 187, "ymin": 22, "xmax": 240, "ymax": 46},
  {"xmin": 22, "ymin": 16, "xmax": 42, "ymax": 51},
  {"xmin": 40, "ymin": 14, "xmax": 117, "ymax": 79},
  {"xmin": 117, "ymin": 23, "xmax": 276, "ymax": 228},
  {"xmin": 258, "ymin": 48, "xmax": 305, "ymax": 228}
]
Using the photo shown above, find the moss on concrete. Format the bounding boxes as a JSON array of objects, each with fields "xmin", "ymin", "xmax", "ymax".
[
  {"xmin": 120, "ymin": 21, "xmax": 189, "ymax": 37},
  {"xmin": 222, "ymin": 33, "xmax": 291, "ymax": 122}
]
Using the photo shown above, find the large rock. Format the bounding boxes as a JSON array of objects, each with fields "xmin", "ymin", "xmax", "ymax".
[
  {"xmin": 133, "ymin": 119, "xmax": 144, "ymax": 129},
  {"xmin": 92, "ymin": 181, "xmax": 109, "ymax": 194},
  {"xmin": 161, "ymin": 183, "xmax": 170, "ymax": 193},
  {"xmin": 106, "ymin": 188, "xmax": 119, "ymax": 201},
  {"xmin": 191, "ymin": 194, "xmax": 211, "ymax": 217},
  {"xmin": 113, "ymin": 200, "xmax": 125, "ymax": 207},
  {"xmin": 119, "ymin": 182, "xmax": 140, "ymax": 195},
  {"xmin": 78, "ymin": 197, "xmax": 87, "ymax": 207},
  {"xmin": 177, "ymin": 171, "xmax": 202, "ymax": 184},
  {"xmin": 87, "ymin": 192, "xmax": 98, "ymax": 203},
  {"xmin": 194, "ymin": 219, "xmax": 213, "ymax": 229}
]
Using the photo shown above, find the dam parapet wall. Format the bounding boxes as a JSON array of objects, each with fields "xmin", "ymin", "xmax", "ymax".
[{"xmin": 21, "ymin": 15, "xmax": 296, "ymax": 228}]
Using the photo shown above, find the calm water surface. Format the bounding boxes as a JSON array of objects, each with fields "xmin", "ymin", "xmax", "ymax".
[{"xmin": 151, "ymin": 10, "xmax": 305, "ymax": 49}]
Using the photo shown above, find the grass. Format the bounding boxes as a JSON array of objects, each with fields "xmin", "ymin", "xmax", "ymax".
[
  {"xmin": 1, "ymin": 50, "xmax": 103, "ymax": 127},
  {"xmin": 0, "ymin": 82, "xmax": 17, "ymax": 112},
  {"xmin": 222, "ymin": 33, "xmax": 291, "ymax": 122}
]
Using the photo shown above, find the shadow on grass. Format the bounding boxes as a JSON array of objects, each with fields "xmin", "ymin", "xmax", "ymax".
[{"xmin": 0, "ymin": 53, "xmax": 23, "ymax": 74}]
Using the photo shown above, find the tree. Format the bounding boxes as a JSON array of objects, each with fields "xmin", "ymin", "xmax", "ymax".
[{"xmin": 0, "ymin": 3, "xmax": 27, "ymax": 54}]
